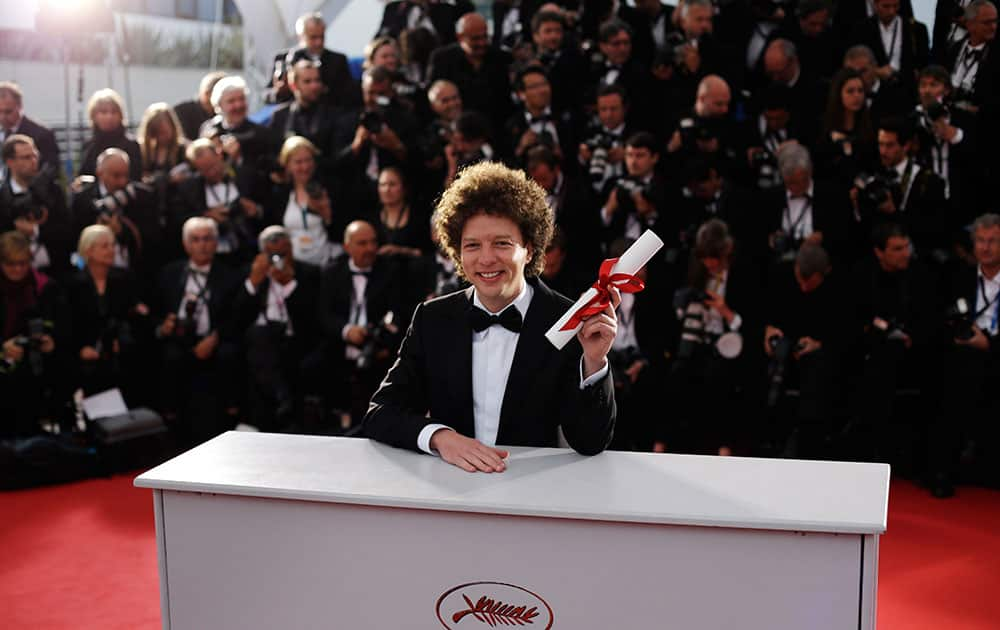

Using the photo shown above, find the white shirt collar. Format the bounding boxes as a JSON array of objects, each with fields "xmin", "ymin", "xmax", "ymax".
[
  {"xmin": 893, "ymin": 158, "xmax": 909, "ymax": 178},
  {"xmin": 348, "ymin": 259, "xmax": 373, "ymax": 274},
  {"xmin": 604, "ymin": 122, "xmax": 626, "ymax": 136},
  {"xmin": 979, "ymin": 265, "xmax": 1000, "ymax": 284},
  {"xmin": 473, "ymin": 280, "xmax": 533, "ymax": 317},
  {"xmin": 9, "ymin": 177, "xmax": 26, "ymax": 194},
  {"xmin": 968, "ymin": 40, "xmax": 987, "ymax": 51},
  {"xmin": 786, "ymin": 180, "xmax": 814, "ymax": 200},
  {"xmin": 99, "ymin": 181, "xmax": 109, "ymax": 197},
  {"xmin": 189, "ymin": 261, "xmax": 212, "ymax": 274}
]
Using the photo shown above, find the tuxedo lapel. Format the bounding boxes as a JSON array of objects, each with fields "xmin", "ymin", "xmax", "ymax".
[
  {"xmin": 450, "ymin": 288, "xmax": 475, "ymax": 429},
  {"xmin": 497, "ymin": 280, "xmax": 558, "ymax": 441}
]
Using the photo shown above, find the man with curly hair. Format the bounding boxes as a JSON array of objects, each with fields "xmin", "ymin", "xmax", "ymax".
[{"xmin": 364, "ymin": 162, "xmax": 619, "ymax": 472}]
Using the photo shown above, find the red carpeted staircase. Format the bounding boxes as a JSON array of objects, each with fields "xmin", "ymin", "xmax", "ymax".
[{"xmin": 1, "ymin": 475, "xmax": 998, "ymax": 629}]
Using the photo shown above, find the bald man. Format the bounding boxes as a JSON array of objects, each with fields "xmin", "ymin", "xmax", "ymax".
[
  {"xmin": 318, "ymin": 220, "xmax": 408, "ymax": 427},
  {"xmin": 758, "ymin": 39, "xmax": 826, "ymax": 143},
  {"xmin": 428, "ymin": 11, "xmax": 514, "ymax": 129},
  {"xmin": 70, "ymin": 148, "xmax": 160, "ymax": 278}
]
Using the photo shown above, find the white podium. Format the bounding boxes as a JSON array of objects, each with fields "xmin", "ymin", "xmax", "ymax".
[{"xmin": 134, "ymin": 432, "xmax": 889, "ymax": 630}]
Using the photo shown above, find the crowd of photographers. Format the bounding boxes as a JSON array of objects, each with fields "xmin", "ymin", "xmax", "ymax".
[{"xmin": 2, "ymin": 1, "xmax": 999, "ymax": 497}]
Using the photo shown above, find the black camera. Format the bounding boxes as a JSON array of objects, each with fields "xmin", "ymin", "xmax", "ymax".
[
  {"xmin": 94, "ymin": 182, "xmax": 143, "ymax": 218},
  {"xmin": 172, "ymin": 299, "xmax": 200, "ymax": 346},
  {"xmin": 95, "ymin": 317, "xmax": 133, "ymax": 372},
  {"xmin": 361, "ymin": 96, "xmax": 391, "ymax": 134},
  {"xmin": 616, "ymin": 176, "xmax": 651, "ymax": 199},
  {"xmin": 771, "ymin": 230, "xmax": 801, "ymax": 262},
  {"xmin": 417, "ymin": 121, "xmax": 452, "ymax": 162},
  {"xmin": 854, "ymin": 171, "xmax": 899, "ymax": 213},
  {"xmin": 584, "ymin": 131, "xmax": 616, "ymax": 181},
  {"xmin": 357, "ymin": 311, "xmax": 400, "ymax": 371},
  {"xmin": 870, "ymin": 316, "xmax": 909, "ymax": 343},
  {"xmin": 672, "ymin": 287, "xmax": 710, "ymax": 362},
  {"xmin": 945, "ymin": 298, "xmax": 976, "ymax": 341},
  {"xmin": 766, "ymin": 335, "xmax": 805, "ymax": 408},
  {"xmin": 678, "ymin": 116, "xmax": 722, "ymax": 150},
  {"xmin": 925, "ymin": 100, "xmax": 950, "ymax": 122},
  {"xmin": 664, "ymin": 31, "xmax": 692, "ymax": 70},
  {"xmin": 14, "ymin": 317, "xmax": 49, "ymax": 377}
]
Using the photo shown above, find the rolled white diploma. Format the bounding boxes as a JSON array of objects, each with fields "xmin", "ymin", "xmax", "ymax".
[{"xmin": 545, "ymin": 229, "xmax": 665, "ymax": 349}]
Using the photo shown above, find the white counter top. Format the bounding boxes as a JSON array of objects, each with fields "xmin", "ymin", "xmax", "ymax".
[{"xmin": 134, "ymin": 432, "xmax": 889, "ymax": 534}]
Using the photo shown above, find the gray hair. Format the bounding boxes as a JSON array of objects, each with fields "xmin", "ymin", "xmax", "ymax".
[
  {"xmin": 972, "ymin": 213, "xmax": 1000, "ymax": 233},
  {"xmin": 777, "ymin": 141, "xmax": 812, "ymax": 179},
  {"xmin": 210, "ymin": 75, "xmax": 249, "ymax": 111},
  {"xmin": 295, "ymin": 12, "xmax": 325, "ymax": 36},
  {"xmin": 182, "ymin": 217, "xmax": 218, "ymax": 243},
  {"xmin": 682, "ymin": 0, "xmax": 713, "ymax": 18},
  {"xmin": 769, "ymin": 38, "xmax": 798, "ymax": 62},
  {"xmin": 96, "ymin": 147, "xmax": 129, "ymax": 171},
  {"xmin": 694, "ymin": 219, "xmax": 733, "ymax": 260},
  {"xmin": 77, "ymin": 224, "xmax": 114, "ymax": 262},
  {"xmin": 966, "ymin": 0, "xmax": 996, "ymax": 21},
  {"xmin": 258, "ymin": 225, "xmax": 291, "ymax": 251},
  {"xmin": 844, "ymin": 44, "xmax": 876, "ymax": 66},
  {"xmin": 428, "ymin": 79, "xmax": 458, "ymax": 103},
  {"xmin": 796, "ymin": 243, "xmax": 830, "ymax": 279}
]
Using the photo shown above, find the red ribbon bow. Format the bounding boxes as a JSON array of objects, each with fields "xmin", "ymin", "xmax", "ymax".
[{"xmin": 559, "ymin": 257, "xmax": 645, "ymax": 331}]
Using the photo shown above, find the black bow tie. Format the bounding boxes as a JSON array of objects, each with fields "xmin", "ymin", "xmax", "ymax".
[
  {"xmin": 789, "ymin": 194, "xmax": 812, "ymax": 202},
  {"xmin": 351, "ymin": 270, "xmax": 371, "ymax": 278},
  {"xmin": 967, "ymin": 47, "xmax": 984, "ymax": 62},
  {"xmin": 468, "ymin": 305, "xmax": 522, "ymax": 333},
  {"xmin": 528, "ymin": 114, "xmax": 551, "ymax": 126},
  {"xmin": 189, "ymin": 268, "xmax": 208, "ymax": 277}
]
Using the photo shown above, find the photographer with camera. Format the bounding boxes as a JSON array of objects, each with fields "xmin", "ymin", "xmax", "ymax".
[
  {"xmin": 738, "ymin": 85, "xmax": 801, "ymax": 192},
  {"xmin": 0, "ymin": 135, "xmax": 72, "ymax": 279},
  {"xmin": 847, "ymin": 0, "xmax": 930, "ymax": 109},
  {"xmin": 443, "ymin": 111, "xmax": 496, "ymax": 189},
  {"xmin": 153, "ymin": 217, "xmax": 240, "ymax": 446},
  {"xmin": 319, "ymin": 220, "xmax": 405, "ymax": 429},
  {"xmin": 578, "ymin": 84, "xmax": 632, "ymax": 194},
  {"xmin": 847, "ymin": 222, "xmax": 937, "ymax": 462},
  {"xmin": 416, "ymin": 80, "xmax": 463, "ymax": 199},
  {"xmin": 267, "ymin": 136, "xmax": 345, "ymax": 268},
  {"xmin": 664, "ymin": 75, "xmax": 738, "ymax": 178},
  {"xmin": 530, "ymin": 9, "xmax": 589, "ymax": 116},
  {"xmin": 339, "ymin": 66, "xmax": 418, "ymax": 215},
  {"xmin": 763, "ymin": 243, "xmax": 846, "ymax": 458},
  {"xmin": 599, "ymin": 132, "xmax": 669, "ymax": 247},
  {"xmin": 174, "ymin": 139, "xmax": 263, "ymax": 267},
  {"xmin": 761, "ymin": 142, "xmax": 850, "ymax": 267},
  {"xmin": 851, "ymin": 117, "xmax": 947, "ymax": 258},
  {"xmin": 267, "ymin": 12, "xmax": 361, "ymax": 109},
  {"xmin": 928, "ymin": 213, "xmax": 1000, "ymax": 497},
  {"xmin": 771, "ymin": 1, "xmax": 839, "ymax": 84},
  {"xmin": 0, "ymin": 231, "xmax": 66, "ymax": 439},
  {"xmin": 911, "ymin": 65, "xmax": 980, "ymax": 224},
  {"xmin": 587, "ymin": 19, "xmax": 653, "ymax": 129},
  {"xmin": 661, "ymin": 219, "xmax": 759, "ymax": 456},
  {"xmin": 504, "ymin": 65, "xmax": 576, "ymax": 166},
  {"xmin": 942, "ymin": 0, "xmax": 998, "ymax": 114},
  {"xmin": 233, "ymin": 226, "xmax": 323, "ymax": 433},
  {"xmin": 65, "ymin": 225, "xmax": 149, "ymax": 402},
  {"xmin": 71, "ymin": 149, "xmax": 160, "ymax": 283},
  {"xmin": 674, "ymin": 156, "xmax": 756, "ymax": 265}
]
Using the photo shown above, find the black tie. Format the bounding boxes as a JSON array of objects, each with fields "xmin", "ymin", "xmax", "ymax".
[
  {"xmin": 352, "ymin": 270, "xmax": 371, "ymax": 278},
  {"xmin": 468, "ymin": 305, "xmax": 522, "ymax": 333}
]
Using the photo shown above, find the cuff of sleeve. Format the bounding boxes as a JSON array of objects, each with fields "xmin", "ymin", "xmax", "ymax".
[
  {"xmin": 418, "ymin": 424, "xmax": 452, "ymax": 455},
  {"xmin": 600, "ymin": 206, "xmax": 614, "ymax": 226},
  {"xmin": 244, "ymin": 279, "xmax": 257, "ymax": 295},
  {"xmin": 950, "ymin": 127, "xmax": 964, "ymax": 145},
  {"xmin": 579, "ymin": 358, "xmax": 609, "ymax": 389}
]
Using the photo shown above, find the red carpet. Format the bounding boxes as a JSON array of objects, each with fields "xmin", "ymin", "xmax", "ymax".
[{"xmin": 1, "ymin": 474, "xmax": 998, "ymax": 629}]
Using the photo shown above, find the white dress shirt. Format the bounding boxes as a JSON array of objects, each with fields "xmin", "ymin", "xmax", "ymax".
[
  {"xmin": 342, "ymin": 260, "xmax": 372, "ymax": 359},
  {"xmin": 879, "ymin": 16, "xmax": 903, "ymax": 72},
  {"xmin": 893, "ymin": 158, "xmax": 920, "ymax": 212},
  {"xmin": 97, "ymin": 182, "xmax": 130, "ymax": 269},
  {"xmin": 975, "ymin": 266, "xmax": 1000, "ymax": 336},
  {"xmin": 282, "ymin": 192, "xmax": 340, "ymax": 266},
  {"xmin": 783, "ymin": 181, "xmax": 815, "ymax": 240},
  {"xmin": 244, "ymin": 275, "xmax": 298, "ymax": 335},
  {"xmin": 952, "ymin": 41, "xmax": 986, "ymax": 93},
  {"xmin": 417, "ymin": 283, "xmax": 610, "ymax": 455},
  {"xmin": 180, "ymin": 262, "xmax": 212, "ymax": 337},
  {"xmin": 204, "ymin": 179, "xmax": 239, "ymax": 253}
]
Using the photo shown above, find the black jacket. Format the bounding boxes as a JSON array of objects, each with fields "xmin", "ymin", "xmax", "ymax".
[
  {"xmin": 13, "ymin": 116, "xmax": 60, "ymax": 174},
  {"xmin": 154, "ymin": 258, "xmax": 241, "ymax": 341},
  {"xmin": 78, "ymin": 127, "xmax": 143, "ymax": 182},
  {"xmin": 232, "ymin": 260, "xmax": 322, "ymax": 347},
  {"xmin": 0, "ymin": 177, "xmax": 73, "ymax": 278},
  {"xmin": 363, "ymin": 277, "xmax": 616, "ymax": 453},
  {"xmin": 427, "ymin": 43, "xmax": 514, "ymax": 129},
  {"xmin": 268, "ymin": 47, "xmax": 362, "ymax": 109}
]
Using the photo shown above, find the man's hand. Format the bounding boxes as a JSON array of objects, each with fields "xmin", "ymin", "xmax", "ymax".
[
  {"xmin": 372, "ymin": 126, "xmax": 406, "ymax": 159},
  {"xmin": 804, "ymin": 231, "xmax": 824, "ymax": 246},
  {"xmin": 874, "ymin": 64, "xmax": 895, "ymax": 81},
  {"xmin": 159, "ymin": 313, "xmax": 177, "ymax": 338},
  {"xmin": 764, "ymin": 325, "xmax": 783, "ymax": 356},
  {"xmin": 667, "ymin": 130, "xmax": 684, "ymax": 153},
  {"xmin": 578, "ymin": 143, "xmax": 593, "ymax": 163},
  {"xmin": 248, "ymin": 253, "xmax": 269, "ymax": 288},
  {"xmin": 703, "ymin": 289, "xmax": 734, "ymax": 324},
  {"xmin": 681, "ymin": 44, "xmax": 701, "ymax": 74},
  {"xmin": 204, "ymin": 205, "xmax": 230, "ymax": 224},
  {"xmin": 625, "ymin": 359, "xmax": 646, "ymax": 384},
  {"xmin": 578, "ymin": 286, "xmax": 621, "ymax": 378},
  {"xmin": 3, "ymin": 338, "xmax": 24, "ymax": 363},
  {"xmin": 193, "ymin": 331, "xmax": 219, "ymax": 361},
  {"xmin": 516, "ymin": 129, "xmax": 539, "ymax": 156},
  {"xmin": 794, "ymin": 336, "xmax": 822, "ymax": 359},
  {"xmin": 345, "ymin": 325, "xmax": 368, "ymax": 346},
  {"xmin": 351, "ymin": 125, "xmax": 370, "ymax": 155},
  {"xmin": 607, "ymin": 146, "xmax": 625, "ymax": 164},
  {"xmin": 238, "ymin": 197, "xmax": 260, "ymax": 218},
  {"xmin": 956, "ymin": 326, "xmax": 991, "ymax": 351},
  {"xmin": 932, "ymin": 118, "xmax": 958, "ymax": 143},
  {"xmin": 602, "ymin": 186, "xmax": 620, "ymax": 222},
  {"xmin": 80, "ymin": 346, "xmax": 100, "ymax": 361},
  {"xmin": 430, "ymin": 429, "xmax": 509, "ymax": 473},
  {"xmin": 877, "ymin": 196, "xmax": 897, "ymax": 215}
]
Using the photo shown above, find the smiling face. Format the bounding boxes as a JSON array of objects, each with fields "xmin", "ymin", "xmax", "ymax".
[
  {"xmin": 460, "ymin": 213, "xmax": 532, "ymax": 313},
  {"xmin": 218, "ymin": 88, "xmax": 247, "ymax": 127}
]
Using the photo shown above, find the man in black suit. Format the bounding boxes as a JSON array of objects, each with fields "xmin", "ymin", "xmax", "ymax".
[
  {"xmin": 624, "ymin": 0, "xmax": 677, "ymax": 69},
  {"xmin": 0, "ymin": 135, "xmax": 72, "ymax": 279},
  {"xmin": 364, "ymin": 162, "xmax": 618, "ymax": 472},
  {"xmin": 761, "ymin": 40, "xmax": 828, "ymax": 145},
  {"xmin": 928, "ymin": 213, "xmax": 1000, "ymax": 497},
  {"xmin": 848, "ymin": 0, "xmax": 930, "ymax": 108},
  {"xmin": 70, "ymin": 149, "xmax": 162, "ymax": 283},
  {"xmin": 378, "ymin": 0, "xmax": 474, "ymax": 45},
  {"xmin": 834, "ymin": 0, "xmax": 914, "ymax": 42},
  {"xmin": 599, "ymin": 132, "xmax": 671, "ymax": 250},
  {"xmin": 530, "ymin": 9, "xmax": 589, "ymax": 116},
  {"xmin": 267, "ymin": 12, "xmax": 362, "ymax": 109},
  {"xmin": 319, "ymin": 220, "xmax": 407, "ymax": 427},
  {"xmin": 427, "ymin": 12, "xmax": 514, "ymax": 131},
  {"xmin": 589, "ymin": 19, "xmax": 653, "ymax": 130},
  {"xmin": 153, "ymin": 217, "xmax": 241, "ymax": 446},
  {"xmin": 503, "ymin": 65, "xmax": 576, "ymax": 168},
  {"xmin": 0, "ymin": 82, "xmax": 60, "ymax": 179},
  {"xmin": 173, "ymin": 71, "xmax": 225, "ymax": 142},
  {"xmin": 773, "ymin": 0, "xmax": 839, "ymax": 83},
  {"xmin": 232, "ymin": 226, "xmax": 324, "ymax": 433}
]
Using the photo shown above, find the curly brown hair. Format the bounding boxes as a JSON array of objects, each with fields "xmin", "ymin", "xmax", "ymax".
[{"xmin": 434, "ymin": 161, "xmax": 554, "ymax": 279}]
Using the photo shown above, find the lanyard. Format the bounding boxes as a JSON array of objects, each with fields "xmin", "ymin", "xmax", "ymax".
[
  {"xmin": 205, "ymin": 178, "xmax": 232, "ymax": 207},
  {"xmin": 293, "ymin": 194, "xmax": 310, "ymax": 229},
  {"xmin": 186, "ymin": 270, "xmax": 211, "ymax": 320},
  {"xmin": 266, "ymin": 281, "xmax": 289, "ymax": 325},
  {"xmin": 883, "ymin": 19, "xmax": 899, "ymax": 67},
  {"xmin": 978, "ymin": 277, "xmax": 1000, "ymax": 334},
  {"xmin": 783, "ymin": 198, "xmax": 812, "ymax": 238},
  {"xmin": 954, "ymin": 43, "xmax": 983, "ymax": 89}
]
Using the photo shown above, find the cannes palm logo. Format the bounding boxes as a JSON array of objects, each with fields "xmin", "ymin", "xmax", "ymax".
[{"xmin": 436, "ymin": 582, "xmax": 554, "ymax": 628}]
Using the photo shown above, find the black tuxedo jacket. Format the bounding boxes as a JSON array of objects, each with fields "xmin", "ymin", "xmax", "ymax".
[
  {"xmin": 14, "ymin": 116, "xmax": 60, "ymax": 174},
  {"xmin": 155, "ymin": 258, "xmax": 240, "ymax": 339},
  {"xmin": 318, "ymin": 256, "xmax": 403, "ymax": 350},
  {"xmin": 428, "ymin": 43, "xmax": 514, "ymax": 129},
  {"xmin": 943, "ymin": 39, "xmax": 1000, "ymax": 110},
  {"xmin": 380, "ymin": 1, "xmax": 474, "ymax": 45},
  {"xmin": 850, "ymin": 16, "xmax": 929, "ymax": 95},
  {"xmin": 363, "ymin": 277, "xmax": 616, "ymax": 453},
  {"xmin": 232, "ymin": 260, "xmax": 321, "ymax": 346},
  {"xmin": 78, "ymin": 128, "xmax": 143, "ymax": 182},
  {"xmin": 173, "ymin": 99, "xmax": 212, "ymax": 143},
  {"xmin": 945, "ymin": 264, "xmax": 1000, "ymax": 356},
  {"xmin": 64, "ymin": 267, "xmax": 141, "ymax": 353},
  {"xmin": 0, "ymin": 177, "xmax": 73, "ymax": 278},
  {"xmin": 502, "ymin": 108, "xmax": 577, "ymax": 168},
  {"xmin": 762, "ymin": 180, "xmax": 852, "ymax": 263},
  {"xmin": 268, "ymin": 48, "xmax": 362, "ymax": 109},
  {"xmin": 70, "ymin": 180, "xmax": 161, "ymax": 275},
  {"xmin": 834, "ymin": 0, "xmax": 914, "ymax": 41}
]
